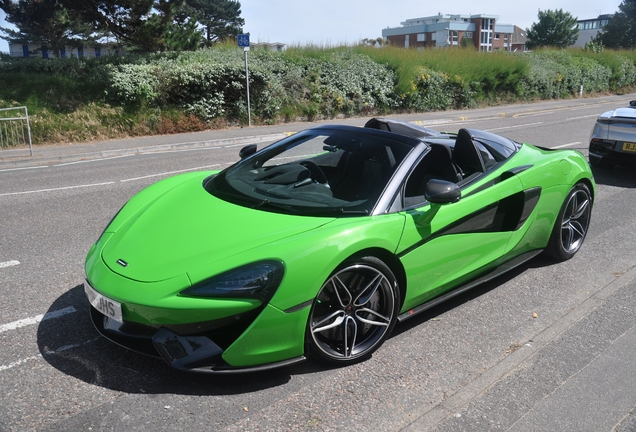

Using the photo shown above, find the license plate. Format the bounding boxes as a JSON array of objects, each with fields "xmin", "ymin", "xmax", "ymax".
[
  {"xmin": 622, "ymin": 142, "xmax": 636, "ymax": 152},
  {"xmin": 84, "ymin": 281, "xmax": 123, "ymax": 322}
]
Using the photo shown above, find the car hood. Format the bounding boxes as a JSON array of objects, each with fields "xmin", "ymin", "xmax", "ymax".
[{"xmin": 101, "ymin": 175, "xmax": 334, "ymax": 283}]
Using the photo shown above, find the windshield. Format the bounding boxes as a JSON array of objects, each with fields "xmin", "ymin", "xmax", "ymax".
[{"xmin": 205, "ymin": 129, "xmax": 414, "ymax": 215}]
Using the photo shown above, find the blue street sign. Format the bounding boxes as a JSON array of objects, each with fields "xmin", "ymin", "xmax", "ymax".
[{"xmin": 238, "ymin": 34, "xmax": 250, "ymax": 47}]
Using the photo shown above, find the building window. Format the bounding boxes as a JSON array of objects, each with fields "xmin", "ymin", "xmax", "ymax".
[
  {"xmin": 417, "ymin": 33, "xmax": 426, "ymax": 42},
  {"xmin": 405, "ymin": 34, "xmax": 409, "ymax": 48},
  {"xmin": 78, "ymin": 46, "xmax": 84, "ymax": 57},
  {"xmin": 495, "ymin": 33, "xmax": 500, "ymax": 40},
  {"xmin": 41, "ymin": 45, "xmax": 48, "ymax": 58},
  {"xmin": 431, "ymin": 33, "xmax": 436, "ymax": 41},
  {"xmin": 464, "ymin": 32, "xmax": 472, "ymax": 38},
  {"xmin": 95, "ymin": 46, "xmax": 101, "ymax": 57}
]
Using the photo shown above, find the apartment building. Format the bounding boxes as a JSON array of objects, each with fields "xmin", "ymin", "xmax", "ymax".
[{"xmin": 382, "ymin": 13, "xmax": 518, "ymax": 51}]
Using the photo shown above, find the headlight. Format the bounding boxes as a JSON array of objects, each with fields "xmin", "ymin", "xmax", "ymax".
[{"xmin": 180, "ymin": 260, "xmax": 284, "ymax": 302}]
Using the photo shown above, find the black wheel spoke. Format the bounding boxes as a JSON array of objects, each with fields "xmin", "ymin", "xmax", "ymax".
[
  {"xmin": 354, "ymin": 273, "xmax": 382, "ymax": 307},
  {"xmin": 332, "ymin": 276, "xmax": 353, "ymax": 308}
]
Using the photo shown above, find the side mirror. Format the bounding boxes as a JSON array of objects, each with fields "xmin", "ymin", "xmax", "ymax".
[
  {"xmin": 239, "ymin": 144, "xmax": 257, "ymax": 159},
  {"xmin": 425, "ymin": 179, "xmax": 461, "ymax": 204}
]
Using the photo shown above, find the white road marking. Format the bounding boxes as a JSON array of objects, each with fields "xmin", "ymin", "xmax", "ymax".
[
  {"xmin": 0, "ymin": 163, "xmax": 221, "ymax": 195},
  {"xmin": 55, "ymin": 154, "xmax": 134, "ymax": 166},
  {"xmin": 485, "ymin": 122, "xmax": 544, "ymax": 132},
  {"xmin": 0, "ymin": 356, "xmax": 41, "ymax": 372},
  {"xmin": 0, "ymin": 165, "xmax": 49, "ymax": 173},
  {"xmin": 0, "ymin": 260, "xmax": 20, "ymax": 269},
  {"xmin": 0, "ymin": 306, "xmax": 77, "ymax": 333},
  {"xmin": 0, "ymin": 337, "xmax": 100, "ymax": 373},
  {"xmin": 0, "ymin": 306, "xmax": 98, "ymax": 374},
  {"xmin": 552, "ymin": 142, "xmax": 582, "ymax": 149},
  {"xmin": 567, "ymin": 114, "xmax": 600, "ymax": 121},
  {"xmin": 45, "ymin": 337, "xmax": 101, "ymax": 354},
  {"xmin": 121, "ymin": 164, "xmax": 220, "ymax": 182},
  {"xmin": 141, "ymin": 146, "xmax": 222, "ymax": 155},
  {"xmin": 0, "ymin": 182, "xmax": 114, "ymax": 197}
]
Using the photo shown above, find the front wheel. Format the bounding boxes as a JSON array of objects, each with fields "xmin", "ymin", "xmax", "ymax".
[
  {"xmin": 544, "ymin": 183, "xmax": 592, "ymax": 261},
  {"xmin": 306, "ymin": 256, "xmax": 399, "ymax": 365}
]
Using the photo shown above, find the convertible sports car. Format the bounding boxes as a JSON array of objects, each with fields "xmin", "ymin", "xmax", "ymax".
[
  {"xmin": 589, "ymin": 99, "xmax": 636, "ymax": 168},
  {"xmin": 84, "ymin": 118, "xmax": 595, "ymax": 373}
]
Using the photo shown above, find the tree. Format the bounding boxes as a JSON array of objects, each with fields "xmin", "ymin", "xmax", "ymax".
[
  {"xmin": 186, "ymin": 0, "xmax": 244, "ymax": 46},
  {"xmin": 65, "ymin": 0, "xmax": 188, "ymax": 51},
  {"xmin": 1, "ymin": 0, "xmax": 192, "ymax": 52},
  {"xmin": 164, "ymin": 8, "xmax": 202, "ymax": 51},
  {"xmin": 0, "ymin": 0, "xmax": 93, "ymax": 56},
  {"xmin": 596, "ymin": 0, "xmax": 636, "ymax": 48},
  {"xmin": 526, "ymin": 9, "xmax": 579, "ymax": 49},
  {"xmin": 1, "ymin": 0, "xmax": 239, "ymax": 53}
]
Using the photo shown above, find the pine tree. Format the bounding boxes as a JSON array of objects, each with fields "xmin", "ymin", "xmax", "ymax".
[
  {"xmin": 186, "ymin": 0, "xmax": 244, "ymax": 46},
  {"xmin": 597, "ymin": 0, "xmax": 636, "ymax": 48}
]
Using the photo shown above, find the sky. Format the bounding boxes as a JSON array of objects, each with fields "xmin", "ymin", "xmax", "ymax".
[
  {"xmin": 0, "ymin": 0, "xmax": 624, "ymax": 53},
  {"xmin": 239, "ymin": 0, "xmax": 622, "ymax": 45}
]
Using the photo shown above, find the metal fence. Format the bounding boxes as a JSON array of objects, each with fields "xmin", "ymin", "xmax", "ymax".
[{"xmin": 0, "ymin": 106, "xmax": 33, "ymax": 156}]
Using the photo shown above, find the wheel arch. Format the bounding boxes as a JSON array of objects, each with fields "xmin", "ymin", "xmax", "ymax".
[
  {"xmin": 342, "ymin": 247, "xmax": 407, "ymax": 310},
  {"xmin": 577, "ymin": 177, "xmax": 595, "ymax": 205}
]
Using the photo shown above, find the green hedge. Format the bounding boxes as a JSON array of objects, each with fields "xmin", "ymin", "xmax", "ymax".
[{"xmin": 0, "ymin": 46, "xmax": 635, "ymax": 144}]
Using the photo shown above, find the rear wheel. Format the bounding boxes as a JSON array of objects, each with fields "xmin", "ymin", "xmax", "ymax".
[
  {"xmin": 306, "ymin": 256, "xmax": 399, "ymax": 365},
  {"xmin": 545, "ymin": 183, "xmax": 592, "ymax": 261}
]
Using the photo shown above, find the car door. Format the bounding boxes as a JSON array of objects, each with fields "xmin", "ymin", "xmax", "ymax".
[{"xmin": 396, "ymin": 134, "xmax": 530, "ymax": 312}]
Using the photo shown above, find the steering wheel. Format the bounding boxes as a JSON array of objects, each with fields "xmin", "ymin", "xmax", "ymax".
[{"xmin": 299, "ymin": 161, "xmax": 329, "ymax": 186}]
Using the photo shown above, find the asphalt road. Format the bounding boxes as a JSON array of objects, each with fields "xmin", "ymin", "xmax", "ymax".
[{"xmin": 1, "ymin": 94, "xmax": 636, "ymax": 431}]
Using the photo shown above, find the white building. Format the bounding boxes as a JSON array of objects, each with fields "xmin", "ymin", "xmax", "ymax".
[
  {"xmin": 382, "ymin": 13, "xmax": 517, "ymax": 52},
  {"xmin": 572, "ymin": 14, "xmax": 611, "ymax": 48},
  {"xmin": 8, "ymin": 42, "xmax": 126, "ymax": 58}
]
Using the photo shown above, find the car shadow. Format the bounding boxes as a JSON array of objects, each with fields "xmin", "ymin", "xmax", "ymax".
[
  {"xmin": 591, "ymin": 164, "xmax": 636, "ymax": 188},
  {"xmin": 38, "ymin": 255, "xmax": 560, "ymax": 393},
  {"xmin": 37, "ymin": 285, "xmax": 331, "ymax": 395},
  {"xmin": 391, "ymin": 254, "xmax": 555, "ymax": 336}
]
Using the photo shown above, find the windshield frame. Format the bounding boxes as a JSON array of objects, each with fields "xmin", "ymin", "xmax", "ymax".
[{"xmin": 205, "ymin": 125, "xmax": 421, "ymax": 217}]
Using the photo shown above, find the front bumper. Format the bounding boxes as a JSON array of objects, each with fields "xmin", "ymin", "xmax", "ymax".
[{"xmin": 89, "ymin": 305, "xmax": 306, "ymax": 373}]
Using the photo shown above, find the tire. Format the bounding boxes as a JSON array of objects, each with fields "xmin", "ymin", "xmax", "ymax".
[
  {"xmin": 544, "ymin": 183, "xmax": 592, "ymax": 261},
  {"xmin": 306, "ymin": 256, "xmax": 400, "ymax": 365}
]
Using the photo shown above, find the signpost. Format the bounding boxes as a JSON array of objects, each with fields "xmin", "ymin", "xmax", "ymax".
[{"xmin": 238, "ymin": 34, "xmax": 251, "ymax": 127}]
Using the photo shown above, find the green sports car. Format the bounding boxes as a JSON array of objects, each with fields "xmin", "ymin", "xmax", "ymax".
[{"xmin": 84, "ymin": 118, "xmax": 594, "ymax": 373}]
